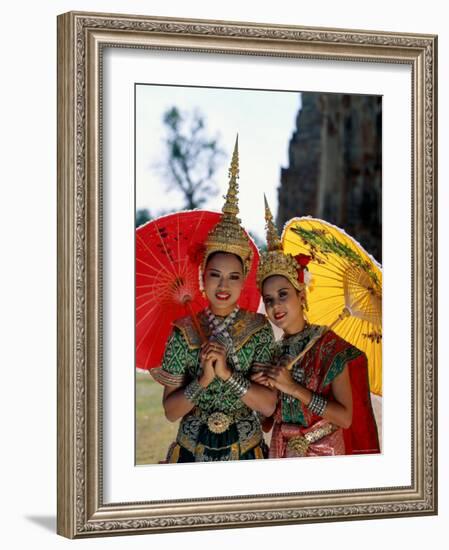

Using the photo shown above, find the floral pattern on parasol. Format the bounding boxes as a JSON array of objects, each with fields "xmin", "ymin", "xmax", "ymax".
[{"xmin": 282, "ymin": 217, "xmax": 382, "ymax": 396}]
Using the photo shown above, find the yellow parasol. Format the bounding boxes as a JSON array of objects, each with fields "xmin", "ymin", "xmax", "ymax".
[{"xmin": 282, "ymin": 217, "xmax": 382, "ymax": 396}]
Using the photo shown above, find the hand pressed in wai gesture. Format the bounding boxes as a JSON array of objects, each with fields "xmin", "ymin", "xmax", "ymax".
[
  {"xmin": 264, "ymin": 362, "xmax": 298, "ymax": 396},
  {"xmin": 250, "ymin": 369, "xmax": 272, "ymax": 388},
  {"xmin": 200, "ymin": 340, "xmax": 231, "ymax": 381},
  {"xmin": 198, "ymin": 352, "xmax": 216, "ymax": 388}
]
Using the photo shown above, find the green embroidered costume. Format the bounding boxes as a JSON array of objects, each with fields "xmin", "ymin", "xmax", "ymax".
[{"xmin": 154, "ymin": 309, "xmax": 275, "ymax": 462}]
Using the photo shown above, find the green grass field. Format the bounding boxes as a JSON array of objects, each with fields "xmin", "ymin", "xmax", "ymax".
[{"xmin": 136, "ymin": 372, "xmax": 179, "ymax": 464}]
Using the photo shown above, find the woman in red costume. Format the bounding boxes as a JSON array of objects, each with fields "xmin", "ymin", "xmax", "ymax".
[{"xmin": 252, "ymin": 200, "xmax": 380, "ymax": 458}]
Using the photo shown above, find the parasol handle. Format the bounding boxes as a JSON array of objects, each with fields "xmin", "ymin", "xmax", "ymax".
[
  {"xmin": 285, "ymin": 307, "xmax": 351, "ymax": 371},
  {"xmin": 183, "ymin": 299, "xmax": 207, "ymax": 344}
]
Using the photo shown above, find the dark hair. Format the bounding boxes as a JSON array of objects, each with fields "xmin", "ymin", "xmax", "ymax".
[{"xmin": 205, "ymin": 251, "xmax": 244, "ymax": 271}]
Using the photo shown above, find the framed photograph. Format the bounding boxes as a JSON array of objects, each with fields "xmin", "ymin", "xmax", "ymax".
[
  {"xmin": 57, "ymin": 11, "xmax": 437, "ymax": 538},
  {"xmin": 133, "ymin": 85, "xmax": 384, "ymax": 467}
]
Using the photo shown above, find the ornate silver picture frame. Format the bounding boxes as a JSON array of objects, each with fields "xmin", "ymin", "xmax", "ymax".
[{"xmin": 57, "ymin": 11, "xmax": 437, "ymax": 538}]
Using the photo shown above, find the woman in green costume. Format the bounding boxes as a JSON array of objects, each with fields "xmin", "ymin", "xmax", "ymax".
[{"xmin": 153, "ymin": 142, "xmax": 276, "ymax": 462}]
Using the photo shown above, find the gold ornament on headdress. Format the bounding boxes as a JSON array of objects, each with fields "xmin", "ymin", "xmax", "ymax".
[
  {"xmin": 256, "ymin": 196, "xmax": 304, "ymax": 292},
  {"xmin": 203, "ymin": 135, "xmax": 253, "ymax": 275}
]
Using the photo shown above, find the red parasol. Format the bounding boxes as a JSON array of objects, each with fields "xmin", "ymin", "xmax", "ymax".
[{"xmin": 136, "ymin": 210, "xmax": 260, "ymax": 370}]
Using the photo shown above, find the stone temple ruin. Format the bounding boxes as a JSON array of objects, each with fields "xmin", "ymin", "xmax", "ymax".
[{"xmin": 277, "ymin": 92, "xmax": 382, "ymax": 262}]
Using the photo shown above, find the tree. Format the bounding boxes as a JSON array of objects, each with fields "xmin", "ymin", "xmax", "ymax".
[
  {"xmin": 136, "ymin": 208, "xmax": 151, "ymax": 228},
  {"xmin": 160, "ymin": 107, "xmax": 225, "ymax": 210}
]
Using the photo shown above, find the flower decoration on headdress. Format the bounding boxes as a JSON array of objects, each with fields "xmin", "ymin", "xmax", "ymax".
[
  {"xmin": 294, "ymin": 253, "xmax": 312, "ymax": 284},
  {"xmin": 294, "ymin": 253, "xmax": 311, "ymax": 268},
  {"xmin": 202, "ymin": 135, "xmax": 253, "ymax": 276}
]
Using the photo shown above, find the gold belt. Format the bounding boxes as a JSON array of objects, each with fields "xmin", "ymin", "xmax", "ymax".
[
  {"xmin": 286, "ymin": 423, "xmax": 338, "ymax": 457},
  {"xmin": 192, "ymin": 408, "xmax": 252, "ymax": 434}
]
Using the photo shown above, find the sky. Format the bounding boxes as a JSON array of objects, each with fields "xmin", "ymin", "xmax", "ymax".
[{"xmin": 135, "ymin": 84, "xmax": 302, "ymax": 243}]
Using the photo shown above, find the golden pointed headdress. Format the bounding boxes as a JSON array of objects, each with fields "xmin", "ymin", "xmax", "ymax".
[
  {"xmin": 256, "ymin": 196, "xmax": 305, "ymax": 292},
  {"xmin": 203, "ymin": 136, "xmax": 253, "ymax": 275}
]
